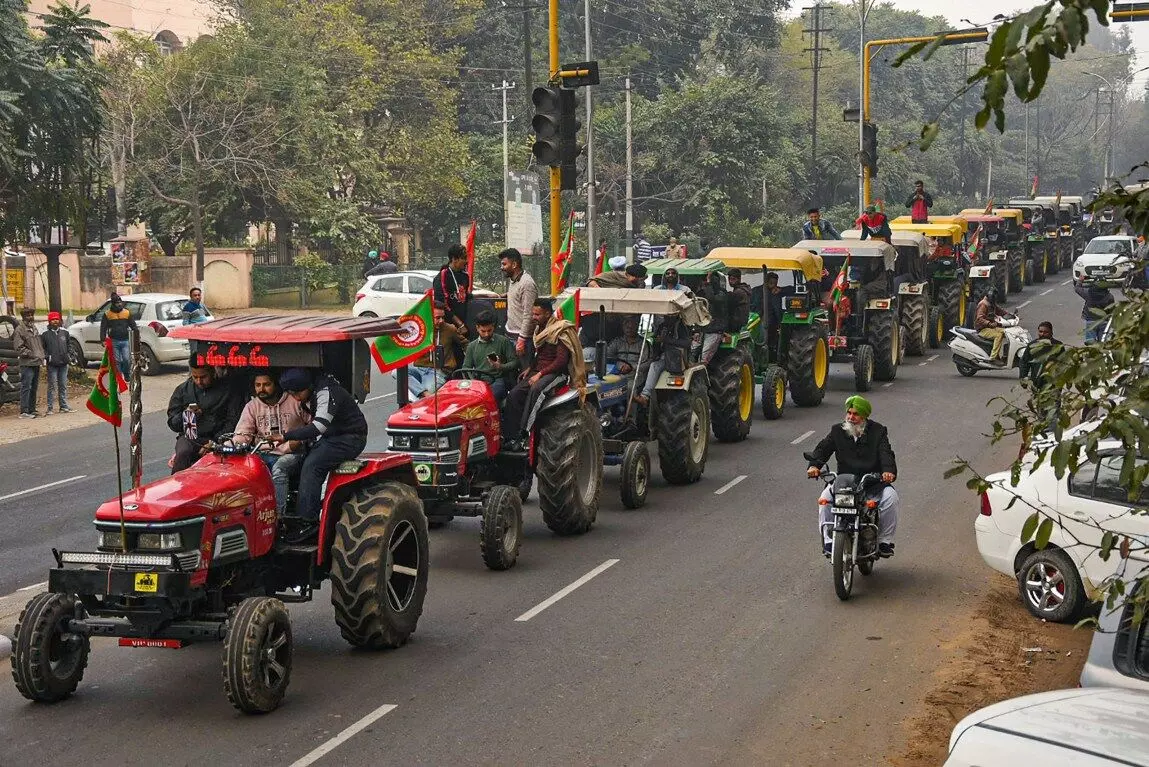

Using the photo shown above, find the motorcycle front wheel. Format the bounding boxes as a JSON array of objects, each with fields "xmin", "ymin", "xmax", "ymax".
[{"xmin": 832, "ymin": 530, "xmax": 855, "ymax": 601}]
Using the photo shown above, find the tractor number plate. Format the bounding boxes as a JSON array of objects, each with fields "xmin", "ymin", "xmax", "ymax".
[
  {"xmin": 134, "ymin": 573, "xmax": 158, "ymax": 593},
  {"xmin": 828, "ymin": 335, "xmax": 848, "ymax": 349},
  {"xmin": 832, "ymin": 507, "xmax": 858, "ymax": 515},
  {"xmin": 119, "ymin": 638, "xmax": 182, "ymax": 649}
]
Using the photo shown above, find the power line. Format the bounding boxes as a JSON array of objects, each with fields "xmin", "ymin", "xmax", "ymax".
[{"xmin": 802, "ymin": 2, "xmax": 831, "ymax": 196}]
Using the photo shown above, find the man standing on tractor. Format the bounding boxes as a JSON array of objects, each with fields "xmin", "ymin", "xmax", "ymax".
[
  {"xmin": 234, "ymin": 373, "xmax": 309, "ymax": 515},
  {"xmin": 271, "ymin": 368, "xmax": 369, "ymax": 541},
  {"xmin": 167, "ymin": 364, "xmax": 244, "ymax": 472},
  {"xmin": 655, "ymin": 266, "xmax": 686, "ymax": 292},
  {"xmin": 904, "ymin": 180, "xmax": 933, "ymax": 224},
  {"xmin": 434, "ymin": 244, "xmax": 470, "ymax": 337},
  {"xmin": 726, "ymin": 268, "xmax": 752, "ymax": 331},
  {"xmin": 461, "ymin": 309, "xmax": 519, "ymax": 401},
  {"xmin": 500, "ymin": 248, "xmax": 538, "ymax": 365},
  {"xmin": 855, "ymin": 205, "xmax": 892, "ymax": 242},
  {"xmin": 697, "ymin": 271, "xmax": 728, "ymax": 366},
  {"xmin": 806, "ymin": 396, "xmax": 899, "ymax": 558},
  {"xmin": 974, "ymin": 289, "xmax": 1010, "ymax": 365},
  {"xmin": 802, "ymin": 207, "xmax": 841, "ymax": 240},
  {"xmin": 502, "ymin": 299, "xmax": 585, "ymax": 446}
]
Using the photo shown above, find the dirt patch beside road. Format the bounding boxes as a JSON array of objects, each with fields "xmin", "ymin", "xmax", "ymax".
[{"xmin": 889, "ymin": 578, "xmax": 1093, "ymax": 766}]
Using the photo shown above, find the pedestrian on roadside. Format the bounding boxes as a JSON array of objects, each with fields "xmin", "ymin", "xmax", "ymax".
[
  {"xmin": 100, "ymin": 293, "xmax": 137, "ymax": 375},
  {"xmin": 434, "ymin": 244, "xmax": 471, "ymax": 336},
  {"xmin": 635, "ymin": 233, "xmax": 652, "ymax": 262},
  {"xmin": 666, "ymin": 236, "xmax": 686, "ymax": 259},
  {"xmin": 802, "ymin": 208, "xmax": 842, "ymax": 240},
  {"xmin": 501, "ymin": 247, "xmax": 538, "ymax": 366},
  {"xmin": 904, "ymin": 180, "xmax": 933, "ymax": 224},
  {"xmin": 361, "ymin": 249, "xmax": 380, "ymax": 278},
  {"xmin": 41, "ymin": 311, "xmax": 72, "ymax": 414},
  {"xmin": 14, "ymin": 307, "xmax": 44, "ymax": 419},
  {"xmin": 1075, "ymin": 281, "xmax": 1115, "ymax": 344},
  {"xmin": 181, "ymin": 287, "xmax": 209, "ymax": 325}
]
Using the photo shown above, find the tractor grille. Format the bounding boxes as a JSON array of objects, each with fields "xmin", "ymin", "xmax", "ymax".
[
  {"xmin": 214, "ymin": 529, "xmax": 249, "ymax": 560},
  {"xmin": 176, "ymin": 550, "xmax": 201, "ymax": 570},
  {"xmin": 468, "ymin": 435, "xmax": 488, "ymax": 458}
]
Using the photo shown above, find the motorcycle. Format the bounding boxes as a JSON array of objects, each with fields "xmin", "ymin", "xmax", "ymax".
[
  {"xmin": 0, "ymin": 361, "xmax": 20, "ymax": 409},
  {"xmin": 805, "ymin": 451, "xmax": 882, "ymax": 601},
  {"xmin": 948, "ymin": 314, "xmax": 1030, "ymax": 377}
]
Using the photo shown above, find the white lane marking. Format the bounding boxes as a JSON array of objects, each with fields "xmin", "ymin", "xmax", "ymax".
[
  {"xmin": 790, "ymin": 430, "xmax": 816, "ymax": 445},
  {"xmin": 17, "ymin": 581, "xmax": 47, "ymax": 592},
  {"xmin": 918, "ymin": 354, "xmax": 939, "ymax": 367},
  {"xmin": 1016, "ymin": 300, "xmax": 1032, "ymax": 309},
  {"xmin": 1041, "ymin": 288, "xmax": 1054, "ymax": 296},
  {"xmin": 365, "ymin": 392, "xmax": 396, "ymax": 403},
  {"xmin": 715, "ymin": 475, "xmax": 748, "ymax": 495},
  {"xmin": 882, "ymin": 382, "xmax": 894, "ymax": 388},
  {"xmin": 1061, "ymin": 279, "xmax": 1072, "ymax": 286},
  {"xmin": 0, "ymin": 475, "xmax": 86, "ymax": 503},
  {"xmin": 515, "ymin": 559, "xmax": 620, "ymax": 622},
  {"xmin": 289, "ymin": 703, "xmax": 399, "ymax": 767}
]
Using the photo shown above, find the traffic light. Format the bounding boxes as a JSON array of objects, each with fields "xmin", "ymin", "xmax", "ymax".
[
  {"xmin": 531, "ymin": 86, "xmax": 562, "ymax": 167},
  {"xmin": 861, "ymin": 121, "xmax": 878, "ymax": 177},
  {"xmin": 559, "ymin": 88, "xmax": 581, "ymax": 191}
]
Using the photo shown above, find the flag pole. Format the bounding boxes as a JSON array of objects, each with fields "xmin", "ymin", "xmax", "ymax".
[
  {"xmin": 113, "ymin": 416, "xmax": 127, "ymax": 552},
  {"xmin": 129, "ymin": 328, "xmax": 143, "ymax": 488}
]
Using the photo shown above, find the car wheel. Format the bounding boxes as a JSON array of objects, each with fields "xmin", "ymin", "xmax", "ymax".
[
  {"xmin": 359, "ymin": 311, "xmax": 379, "ymax": 318},
  {"xmin": 138, "ymin": 345, "xmax": 161, "ymax": 376},
  {"xmin": 1017, "ymin": 548, "xmax": 1084, "ymax": 623},
  {"xmin": 67, "ymin": 338, "xmax": 85, "ymax": 368}
]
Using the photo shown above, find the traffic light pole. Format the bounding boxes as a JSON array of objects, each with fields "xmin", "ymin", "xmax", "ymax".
[
  {"xmin": 584, "ymin": 0, "xmax": 595, "ymax": 278},
  {"xmin": 548, "ymin": 0, "xmax": 562, "ymax": 294}
]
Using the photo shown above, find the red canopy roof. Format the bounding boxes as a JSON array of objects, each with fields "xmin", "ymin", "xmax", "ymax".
[{"xmin": 169, "ymin": 314, "xmax": 402, "ymax": 343}]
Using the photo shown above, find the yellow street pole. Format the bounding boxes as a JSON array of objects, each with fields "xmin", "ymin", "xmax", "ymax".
[{"xmin": 549, "ymin": 0, "xmax": 562, "ymax": 294}]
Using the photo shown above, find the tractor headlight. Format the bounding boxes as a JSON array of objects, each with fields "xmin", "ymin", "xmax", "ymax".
[
  {"xmin": 389, "ymin": 434, "xmax": 412, "ymax": 449},
  {"xmin": 418, "ymin": 435, "xmax": 450, "ymax": 450},
  {"xmin": 98, "ymin": 530, "xmax": 124, "ymax": 548},
  {"xmin": 137, "ymin": 532, "xmax": 183, "ymax": 551},
  {"xmin": 834, "ymin": 493, "xmax": 855, "ymax": 507}
]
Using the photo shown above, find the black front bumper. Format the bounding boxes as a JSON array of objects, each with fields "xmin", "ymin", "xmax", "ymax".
[{"xmin": 49, "ymin": 566, "xmax": 197, "ymax": 600}]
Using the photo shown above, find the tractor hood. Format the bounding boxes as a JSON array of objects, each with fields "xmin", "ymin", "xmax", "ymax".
[
  {"xmin": 94, "ymin": 455, "xmax": 270, "ymax": 524},
  {"xmin": 387, "ymin": 379, "xmax": 497, "ymax": 429}
]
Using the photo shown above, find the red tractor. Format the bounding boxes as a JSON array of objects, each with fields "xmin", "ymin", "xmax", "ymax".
[{"xmin": 9, "ymin": 316, "xmax": 430, "ymax": 714}]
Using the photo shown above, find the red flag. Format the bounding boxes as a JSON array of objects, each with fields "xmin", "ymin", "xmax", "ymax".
[
  {"xmin": 983, "ymin": 198, "xmax": 994, "ymax": 215},
  {"xmin": 464, "ymin": 220, "xmax": 476, "ymax": 295},
  {"xmin": 1030, "ymin": 175, "xmax": 1039, "ymax": 198},
  {"xmin": 593, "ymin": 241, "xmax": 607, "ymax": 276}
]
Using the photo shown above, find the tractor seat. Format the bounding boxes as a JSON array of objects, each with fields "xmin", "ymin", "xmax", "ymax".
[{"xmin": 953, "ymin": 327, "xmax": 994, "ymax": 350}]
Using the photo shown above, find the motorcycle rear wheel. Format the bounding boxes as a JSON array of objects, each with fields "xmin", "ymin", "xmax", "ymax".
[{"xmin": 832, "ymin": 530, "xmax": 855, "ymax": 601}]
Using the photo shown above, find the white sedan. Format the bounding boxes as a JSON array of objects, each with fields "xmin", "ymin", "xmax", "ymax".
[
  {"xmin": 68, "ymin": 293, "xmax": 210, "ymax": 375},
  {"xmin": 976, "ymin": 434, "xmax": 1149, "ymax": 622},
  {"xmin": 352, "ymin": 270, "xmax": 498, "ymax": 318}
]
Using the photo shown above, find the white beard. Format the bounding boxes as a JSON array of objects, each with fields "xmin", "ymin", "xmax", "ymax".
[{"xmin": 843, "ymin": 419, "xmax": 865, "ymax": 440}]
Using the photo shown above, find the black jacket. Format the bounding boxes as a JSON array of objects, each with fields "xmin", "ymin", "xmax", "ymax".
[
  {"xmin": 434, "ymin": 266, "xmax": 471, "ymax": 326},
  {"xmin": 808, "ymin": 420, "xmax": 897, "ymax": 478},
  {"xmin": 100, "ymin": 307, "xmax": 137, "ymax": 342},
  {"xmin": 41, "ymin": 327, "xmax": 70, "ymax": 366},
  {"xmin": 166, "ymin": 378, "xmax": 243, "ymax": 440},
  {"xmin": 283, "ymin": 374, "xmax": 368, "ymax": 442},
  {"xmin": 1020, "ymin": 338, "xmax": 1062, "ymax": 388},
  {"xmin": 700, "ymin": 282, "xmax": 728, "ymax": 333},
  {"xmin": 729, "ymin": 283, "xmax": 751, "ymax": 331}
]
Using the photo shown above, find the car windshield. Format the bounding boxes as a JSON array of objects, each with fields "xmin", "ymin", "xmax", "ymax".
[
  {"xmin": 156, "ymin": 300, "xmax": 210, "ymax": 322},
  {"xmin": 1084, "ymin": 240, "xmax": 1132, "ymax": 256}
]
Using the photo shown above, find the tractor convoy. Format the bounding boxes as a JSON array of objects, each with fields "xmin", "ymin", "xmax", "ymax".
[{"xmin": 9, "ymin": 196, "xmax": 1086, "ymax": 715}]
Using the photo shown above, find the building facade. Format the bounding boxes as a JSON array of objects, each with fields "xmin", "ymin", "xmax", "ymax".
[{"xmin": 25, "ymin": 0, "xmax": 216, "ymax": 53}]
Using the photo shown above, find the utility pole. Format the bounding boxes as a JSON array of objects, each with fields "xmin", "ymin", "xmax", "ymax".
[
  {"xmin": 625, "ymin": 76, "xmax": 634, "ymax": 264},
  {"xmin": 1034, "ymin": 100, "xmax": 1042, "ymax": 186},
  {"xmin": 494, "ymin": 80, "xmax": 516, "ymax": 247},
  {"xmin": 523, "ymin": 6, "xmax": 533, "ymax": 94},
  {"xmin": 584, "ymin": 0, "xmax": 596, "ymax": 275},
  {"xmin": 857, "ymin": 0, "xmax": 869, "ymax": 216},
  {"xmin": 958, "ymin": 46, "xmax": 970, "ymax": 191},
  {"xmin": 802, "ymin": 2, "xmax": 831, "ymax": 198},
  {"xmin": 547, "ymin": 0, "xmax": 561, "ymax": 279}
]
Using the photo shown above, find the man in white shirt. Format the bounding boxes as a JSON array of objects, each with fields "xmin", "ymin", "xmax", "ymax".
[{"xmin": 500, "ymin": 248, "xmax": 538, "ymax": 365}]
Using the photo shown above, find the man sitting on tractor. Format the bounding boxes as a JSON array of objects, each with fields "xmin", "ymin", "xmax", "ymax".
[
  {"xmin": 502, "ymin": 299, "xmax": 586, "ymax": 446},
  {"xmin": 697, "ymin": 271, "xmax": 728, "ymax": 365},
  {"xmin": 233, "ymin": 373, "xmax": 309, "ymax": 515},
  {"xmin": 726, "ymin": 268, "xmax": 752, "ymax": 331},
  {"xmin": 461, "ymin": 309, "xmax": 519, "ymax": 401},
  {"xmin": 269, "ymin": 368, "xmax": 369, "ymax": 542},
  {"xmin": 408, "ymin": 301, "xmax": 465, "ymax": 398},
  {"xmin": 606, "ymin": 315, "xmax": 651, "ymax": 381},
  {"xmin": 167, "ymin": 364, "xmax": 244, "ymax": 473},
  {"xmin": 974, "ymin": 289, "xmax": 1009, "ymax": 365}
]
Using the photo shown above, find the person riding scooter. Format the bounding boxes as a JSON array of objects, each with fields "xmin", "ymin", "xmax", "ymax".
[
  {"xmin": 806, "ymin": 396, "xmax": 898, "ymax": 558},
  {"xmin": 975, "ymin": 289, "xmax": 1010, "ymax": 365}
]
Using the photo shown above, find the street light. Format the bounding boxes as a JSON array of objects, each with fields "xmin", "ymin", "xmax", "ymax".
[{"xmin": 1083, "ymin": 66, "xmax": 1149, "ymax": 185}]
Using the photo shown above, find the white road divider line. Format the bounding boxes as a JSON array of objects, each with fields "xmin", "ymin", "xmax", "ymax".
[
  {"xmin": 1061, "ymin": 279, "xmax": 1072, "ymax": 286},
  {"xmin": 714, "ymin": 475, "xmax": 747, "ymax": 495},
  {"xmin": 365, "ymin": 392, "xmax": 396, "ymax": 403},
  {"xmin": 1040, "ymin": 288, "xmax": 1054, "ymax": 296},
  {"xmin": 289, "ymin": 703, "xmax": 399, "ymax": 767},
  {"xmin": 918, "ymin": 354, "xmax": 939, "ymax": 367},
  {"xmin": 790, "ymin": 430, "xmax": 816, "ymax": 445},
  {"xmin": 882, "ymin": 382, "xmax": 894, "ymax": 388},
  {"xmin": 1016, "ymin": 300, "xmax": 1032, "ymax": 309},
  {"xmin": 515, "ymin": 559, "xmax": 620, "ymax": 622},
  {"xmin": 0, "ymin": 475, "xmax": 86, "ymax": 504}
]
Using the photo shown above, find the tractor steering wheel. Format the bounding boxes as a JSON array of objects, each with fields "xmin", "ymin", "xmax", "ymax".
[{"xmin": 448, "ymin": 367, "xmax": 502, "ymax": 383}]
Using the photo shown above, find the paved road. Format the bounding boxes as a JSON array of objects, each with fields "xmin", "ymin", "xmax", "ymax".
[{"xmin": 0, "ymin": 281, "xmax": 1082, "ymax": 766}]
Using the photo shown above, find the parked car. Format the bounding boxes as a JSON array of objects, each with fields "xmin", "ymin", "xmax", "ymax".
[
  {"xmin": 945, "ymin": 687, "xmax": 1149, "ymax": 765},
  {"xmin": 0, "ymin": 314, "xmax": 18, "ymax": 367},
  {"xmin": 1073, "ymin": 235, "xmax": 1139, "ymax": 287},
  {"xmin": 976, "ymin": 435, "xmax": 1149, "ymax": 622},
  {"xmin": 67, "ymin": 293, "xmax": 211, "ymax": 375},
  {"xmin": 1081, "ymin": 592, "xmax": 1149, "ymax": 693},
  {"xmin": 352, "ymin": 270, "xmax": 498, "ymax": 318}
]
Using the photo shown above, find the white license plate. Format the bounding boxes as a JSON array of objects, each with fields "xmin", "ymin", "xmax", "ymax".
[{"xmin": 833, "ymin": 506, "xmax": 858, "ymax": 515}]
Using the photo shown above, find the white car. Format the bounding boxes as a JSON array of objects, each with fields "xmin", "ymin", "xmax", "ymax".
[
  {"xmin": 945, "ymin": 687, "xmax": 1149, "ymax": 765},
  {"xmin": 976, "ymin": 434, "xmax": 1149, "ymax": 622},
  {"xmin": 1080, "ymin": 592, "xmax": 1149, "ymax": 693},
  {"xmin": 1073, "ymin": 235, "xmax": 1138, "ymax": 286},
  {"xmin": 68, "ymin": 293, "xmax": 212, "ymax": 375},
  {"xmin": 352, "ymin": 270, "xmax": 498, "ymax": 318}
]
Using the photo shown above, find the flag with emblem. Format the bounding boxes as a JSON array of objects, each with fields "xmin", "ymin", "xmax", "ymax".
[
  {"xmin": 551, "ymin": 210, "xmax": 576, "ymax": 292},
  {"xmin": 968, "ymin": 225, "xmax": 982, "ymax": 260},
  {"xmin": 87, "ymin": 337, "xmax": 128, "ymax": 426},
  {"xmin": 829, "ymin": 255, "xmax": 851, "ymax": 314},
  {"xmin": 554, "ymin": 289, "xmax": 581, "ymax": 330},
  {"xmin": 370, "ymin": 290, "xmax": 435, "ymax": 372}
]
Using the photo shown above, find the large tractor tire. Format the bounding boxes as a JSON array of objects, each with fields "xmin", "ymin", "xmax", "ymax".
[
  {"xmin": 709, "ymin": 348, "xmax": 753, "ymax": 443},
  {"xmin": 901, "ymin": 295, "xmax": 928, "ymax": 357},
  {"xmin": 760, "ymin": 364, "xmax": 786, "ymax": 420},
  {"xmin": 223, "ymin": 596, "xmax": 292, "ymax": 714},
  {"xmin": 1046, "ymin": 241, "xmax": 1061, "ymax": 275},
  {"xmin": 868, "ymin": 311, "xmax": 900, "ymax": 382},
  {"xmin": 935, "ymin": 280, "xmax": 965, "ymax": 334},
  {"xmin": 657, "ymin": 376, "xmax": 710, "ymax": 485},
  {"xmin": 330, "ymin": 481, "xmax": 429, "ymax": 649},
  {"xmin": 993, "ymin": 263, "xmax": 1010, "ymax": 303},
  {"xmin": 1009, "ymin": 252, "xmax": 1025, "ymax": 293},
  {"xmin": 619, "ymin": 441, "xmax": 650, "ymax": 509},
  {"xmin": 537, "ymin": 405, "xmax": 603, "ymax": 535},
  {"xmin": 853, "ymin": 344, "xmax": 874, "ymax": 392},
  {"xmin": 11, "ymin": 593, "xmax": 90, "ymax": 703},
  {"xmin": 786, "ymin": 325, "xmax": 829, "ymax": 406},
  {"xmin": 1031, "ymin": 244, "xmax": 1048, "ymax": 284},
  {"xmin": 480, "ymin": 484, "xmax": 522, "ymax": 571},
  {"xmin": 928, "ymin": 306, "xmax": 944, "ymax": 349}
]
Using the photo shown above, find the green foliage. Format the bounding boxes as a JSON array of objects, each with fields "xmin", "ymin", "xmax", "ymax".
[{"xmin": 294, "ymin": 252, "xmax": 335, "ymax": 293}]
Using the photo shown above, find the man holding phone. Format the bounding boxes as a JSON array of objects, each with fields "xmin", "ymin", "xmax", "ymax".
[
  {"xmin": 461, "ymin": 310, "xmax": 519, "ymax": 401},
  {"xmin": 165, "ymin": 364, "xmax": 244, "ymax": 473}
]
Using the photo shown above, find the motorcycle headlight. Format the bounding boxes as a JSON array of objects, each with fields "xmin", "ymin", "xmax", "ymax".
[
  {"xmin": 389, "ymin": 434, "xmax": 411, "ymax": 449},
  {"xmin": 834, "ymin": 493, "xmax": 855, "ymax": 507},
  {"xmin": 136, "ymin": 532, "xmax": 182, "ymax": 551},
  {"xmin": 418, "ymin": 435, "xmax": 450, "ymax": 450}
]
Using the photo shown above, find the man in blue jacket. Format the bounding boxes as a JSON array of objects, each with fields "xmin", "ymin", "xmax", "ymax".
[{"xmin": 802, "ymin": 208, "xmax": 841, "ymax": 240}]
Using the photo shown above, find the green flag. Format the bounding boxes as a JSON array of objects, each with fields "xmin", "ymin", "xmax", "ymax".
[
  {"xmin": 87, "ymin": 337, "xmax": 128, "ymax": 426},
  {"xmin": 554, "ymin": 289, "xmax": 580, "ymax": 330},
  {"xmin": 371, "ymin": 290, "xmax": 435, "ymax": 372}
]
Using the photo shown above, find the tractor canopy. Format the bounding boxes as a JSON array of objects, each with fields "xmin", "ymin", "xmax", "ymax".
[
  {"xmin": 842, "ymin": 229, "xmax": 928, "ymax": 281},
  {"xmin": 169, "ymin": 314, "xmax": 403, "ymax": 403},
  {"xmin": 892, "ymin": 215, "xmax": 969, "ymax": 235},
  {"xmin": 889, "ymin": 221, "xmax": 964, "ymax": 246},
  {"xmin": 556, "ymin": 286, "xmax": 712, "ymax": 326},
  {"xmin": 706, "ymin": 247, "xmax": 825, "ymax": 282}
]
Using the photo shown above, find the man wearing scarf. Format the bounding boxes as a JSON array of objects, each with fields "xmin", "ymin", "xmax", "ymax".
[
  {"xmin": 501, "ymin": 298, "xmax": 586, "ymax": 446},
  {"xmin": 806, "ymin": 396, "xmax": 899, "ymax": 558}
]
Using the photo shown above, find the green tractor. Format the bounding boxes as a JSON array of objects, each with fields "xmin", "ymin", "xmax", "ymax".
[
  {"xmin": 890, "ymin": 221, "xmax": 970, "ymax": 334},
  {"xmin": 644, "ymin": 257, "xmax": 766, "ymax": 442},
  {"xmin": 708, "ymin": 247, "xmax": 831, "ymax": 418},
  {"xmin": 843, "ymin": 229, "xmax": 936, "ymax": 355}
]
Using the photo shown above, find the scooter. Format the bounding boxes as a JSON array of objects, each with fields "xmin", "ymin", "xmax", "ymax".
[{"xmin": 949, "ymin": 314, "xmax": 1030, "ymax": 377}]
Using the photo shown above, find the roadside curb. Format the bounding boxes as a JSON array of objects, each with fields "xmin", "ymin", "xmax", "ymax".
[{"xmin": 0, "ymin": 633, "xmax": 11, "ymax": 662}]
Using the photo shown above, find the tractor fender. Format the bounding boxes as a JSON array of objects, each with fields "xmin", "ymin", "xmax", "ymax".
[
  {"xmin": 317, "ymin": 452, "xmax": 418, "ymax": 566},
  {"xmin": 655, "ymin": 365, "xmax": 709, "ymax": 392},
  {"xmin": 538, "ymin": 386, "xmax": 594, "ymax": 415},
  {"xmin": 969, "ymin": 264, "xmax": 995, "ymax": 280}
]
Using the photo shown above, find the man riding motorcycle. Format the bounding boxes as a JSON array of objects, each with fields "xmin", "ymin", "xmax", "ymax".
[{"xmin": 806, "ymin": 396, "xmax": 899, "ymax": 558}]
